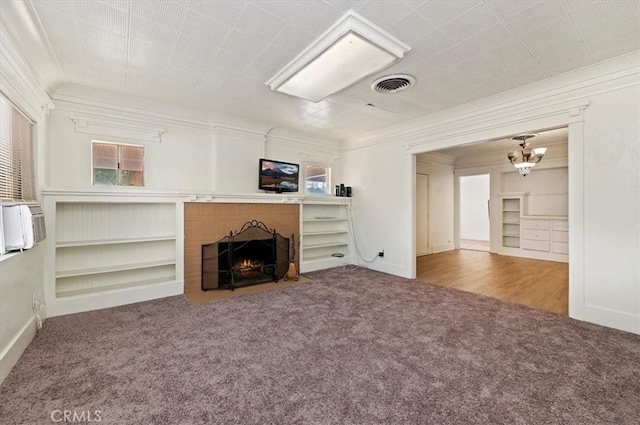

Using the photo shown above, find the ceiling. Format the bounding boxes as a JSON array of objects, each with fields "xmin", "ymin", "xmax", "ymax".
[
  {"xmin": 428, "ymin": 127, "xmax": 568, "ymax": 162},
  {"xmin": 15, "ymin": 1, "xmax": 640, "ymax": 140}
]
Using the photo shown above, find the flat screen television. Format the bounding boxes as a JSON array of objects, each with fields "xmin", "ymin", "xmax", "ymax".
[{"xmin": 259, "ymin": 158, "xmax": 300, "ymax": 193}]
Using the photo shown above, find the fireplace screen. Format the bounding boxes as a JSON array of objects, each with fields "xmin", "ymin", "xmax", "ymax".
[{"xmin": 202, "ymin": 220, "xmax": 291, "ymax": 290}]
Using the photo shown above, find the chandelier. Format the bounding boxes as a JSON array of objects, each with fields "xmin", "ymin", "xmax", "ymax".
[{"xmin": 507, "ymin": 135, "xmax": 547, "ymax": 176}]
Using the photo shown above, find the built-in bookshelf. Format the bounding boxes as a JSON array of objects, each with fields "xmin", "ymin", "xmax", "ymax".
[
  {"xmin": 501, "ymin": 197, "xmax": 521, "ymax": 249},
  {"xmin": 300, "ymin": 200, "xmax": 351, "ymax": 272},
  {"xmin": 44, "ymin": 192, "xmax": 183, "ymax": 316}
]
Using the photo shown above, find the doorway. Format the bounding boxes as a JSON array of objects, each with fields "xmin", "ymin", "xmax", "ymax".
[
  {"xmin": 416, "ymin": 173, "xmax": 429, "ymax": 255},
  {"xmin": 459, "ymin": 174, "xmax": 490, "ymax": 252}
]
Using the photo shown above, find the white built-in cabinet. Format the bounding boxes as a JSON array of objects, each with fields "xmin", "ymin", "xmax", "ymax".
[
  {"xmin": 498, "ymin": 193, "xmax": 568, "ymax": 263},
  {"xmin": 501, "ymin": 197, "xmax": 521, "ymax": 249},
  {"xmin": 44, "ymin": 191, "xmax": 183, "ymax": 317},
  {"xmin": 300, "ymin": 199, "xmax": 351, "ymax": 272}
]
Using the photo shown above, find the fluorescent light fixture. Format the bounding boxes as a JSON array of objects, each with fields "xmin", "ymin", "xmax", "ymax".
[{"xmin": 266, "ymin": 10, "xmax": 411, "ymax": 103}]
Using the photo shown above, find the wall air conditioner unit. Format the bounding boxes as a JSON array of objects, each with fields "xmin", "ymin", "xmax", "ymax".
[{"xmin": 1, "ymin": 204, "xmax": 47, "ymax": 253}]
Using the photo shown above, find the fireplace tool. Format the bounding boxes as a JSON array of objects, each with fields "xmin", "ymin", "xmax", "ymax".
[{"xmin": 284, "ymin": 233, "xmax": 299, "ymax": 281}]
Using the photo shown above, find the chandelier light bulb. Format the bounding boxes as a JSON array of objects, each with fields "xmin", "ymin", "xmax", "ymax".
[{"xmin": 508, "ymin": 134, "xmax": 546, "ymax": 177}]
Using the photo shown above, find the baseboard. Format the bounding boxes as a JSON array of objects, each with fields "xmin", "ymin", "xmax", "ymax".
[
  {"xmin": 0, "ymin": 317, "xmax": 36, "ymax": 385},
  {"xmin": 432, "ymin": 244, "xmax": 455, "ymax": 254},
  {"xmin": 47, "ymin": 280, "xmax": 184, "ymax": 317},
  {"xmin": 583, "ymin": 305, "xmax": 639, "ymax": 335},
  {"xmin": 360, "ymin": 260, "xmax": 411, "ymax": 278}
]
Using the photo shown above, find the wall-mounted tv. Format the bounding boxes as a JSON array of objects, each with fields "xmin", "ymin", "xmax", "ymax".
[{"xmin": 259, "ymin": 158, "xmax": 300, "ymax": 193}]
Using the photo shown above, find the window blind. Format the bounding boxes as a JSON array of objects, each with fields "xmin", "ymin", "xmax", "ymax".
[{"xmin": 0, "ymin": 93, "xmax": 36, "ymax": 201}]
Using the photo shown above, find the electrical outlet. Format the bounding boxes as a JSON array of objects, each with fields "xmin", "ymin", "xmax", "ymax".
[{"xmin": 378, "ymin": 250, "xmax": 384, "ymax": 257}]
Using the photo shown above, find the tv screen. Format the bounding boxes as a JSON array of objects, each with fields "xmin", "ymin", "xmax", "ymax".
[{"xmin": 259, "ymin": 158, "xmax": 299, "ymax": 193}]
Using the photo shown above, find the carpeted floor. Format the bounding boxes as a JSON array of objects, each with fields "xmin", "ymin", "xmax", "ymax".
[{"xmin": 1, "ymin": 268, "xmax": 639, "ymax": 424}]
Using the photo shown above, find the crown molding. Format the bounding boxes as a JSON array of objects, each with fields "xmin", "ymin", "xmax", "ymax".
[
  {"xmin": 0, "ymin": 23, "xmax": 54, "ymax": 120},
  {"xmin": 267, "ymin": 133, "xmax": 339, "ymax": 153},
  {"xmin": 211, "ymin": 125, "xmax": 266, "ymax": 142},
  {"xmin": 51, "ymin": 85, "xmax": 273, "ymax": 135},
  {"xmin": 343, "ymin": 52, "xmax": 640, "ymax": 152},
  {"xmin": 0, "ymin": 1, "xmax": 64, "ymax": 94},
  {"xmin": 69, "ymin": 113, "xmax": 166, "ymax": 143}
]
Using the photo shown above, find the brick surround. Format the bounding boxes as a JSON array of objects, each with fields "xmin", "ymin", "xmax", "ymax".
[{"xmin": 184, "ymin": 203, "xmax": 299, "ymax": 294}]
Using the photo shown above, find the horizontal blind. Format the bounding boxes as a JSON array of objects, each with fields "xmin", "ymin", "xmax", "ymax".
[
  {"xmin": 0, "ymin": 93, "xmax": 36, "ymax": 201},
  {"xmin": 92, "ymin": 142, "xmax": 118, "ymax": 169},
  {"xmin": 120, "ymin": 145, "xmax": 144, "ymax": 171}
]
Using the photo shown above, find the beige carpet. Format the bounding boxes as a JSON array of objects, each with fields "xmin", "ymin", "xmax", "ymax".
[
  {"xmin": 186, "ymin": 275, "xmax": 310, "ymax": 304},
  {"xmin": 1, "ymin": 267, "xmax": 638, "ymax": 424}
]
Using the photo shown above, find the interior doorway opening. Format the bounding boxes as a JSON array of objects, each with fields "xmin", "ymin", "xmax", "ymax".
[{"xmin": 459, "ymin": 174, "xmax": 490, "ymax": 252}]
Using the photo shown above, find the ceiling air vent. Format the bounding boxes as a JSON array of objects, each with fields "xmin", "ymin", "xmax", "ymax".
[{"xmin": 372, "ymin": 74, "xmax": 415, "ymax": 94}]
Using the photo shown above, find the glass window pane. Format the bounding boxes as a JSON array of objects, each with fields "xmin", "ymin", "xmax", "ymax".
[
  {"xmin": 306, "ymin": 165, "xmax": 330, "ymax": 194},
  {"xmin": 93, "ymin": 168, "xmax": 117, "ymax": 185},
  {"xmin": 93, "ymin": 143, "xmax": 118, "ymax": 169},
  {"xmin": 120, "ymin": 145, "xmax": 144, "ymax": 171},
  {"xmin": 119, "ymin": 170, "xmax": 143, "ymax": 186}
]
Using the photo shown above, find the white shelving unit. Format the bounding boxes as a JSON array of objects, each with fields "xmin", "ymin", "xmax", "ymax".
[
  {"xmin": 501, "ymin": 197, "xmax": 521, "ymax": 249},
  {"xmin": 44, "ymin": 191, "xmax": 184, "ymax": 317},
  {"xmin": 497, "ymin": 193, "xmax": 568, "ymax": 263},
  {"xmin": 300, "ymin": 199, "xmax": 352, "ymax": 272}
]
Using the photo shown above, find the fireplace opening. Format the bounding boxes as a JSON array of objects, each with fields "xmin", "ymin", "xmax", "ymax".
[
  {"xmin": 202, "ymin": 220, "xmax": 292, "ymax": 291},
  {"xmin": 218, "ymin": 239, "xmax": 275, "ymax": 288}
]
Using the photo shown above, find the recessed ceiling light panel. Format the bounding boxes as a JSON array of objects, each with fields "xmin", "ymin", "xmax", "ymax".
[{"xmin": 266, "ymin": 10, "xmax": 411, "ymax": 103}]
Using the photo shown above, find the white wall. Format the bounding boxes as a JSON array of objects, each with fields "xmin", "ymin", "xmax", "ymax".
[
  {"xmin": 343, "ymin": 53, "xmax": 640, "ymax": 334},
  {"xmin": 0, "ymin": 246, "xmax": 44, "ymax": 383},
  {"xmin": 49, "ymin": 102, "xmax": 216, "ymax": 192},
  {"xmin": 341, "ymin": 143, "xmax": 414, "ymax": 277},
  {"xmin": 460, "ymin": 175, "xmax": 490, "ymax": 241},
  {"xmin": 581, "ymin": 85, "xmax": 639, "ymax": 331},
  {"xmin": 266, "ymin": 128, "xmax": 341, "ymax": 196},
  {"xmin": 502, "ymin": 167, "xmax": 568, "ymax": 216},
  {"xmin": 48, "ymin": 94, "xmax": 342, "ymax": 196},
  {"xmin": 0, "ymin": 25, "xmax": 50, "ymax": 384}
]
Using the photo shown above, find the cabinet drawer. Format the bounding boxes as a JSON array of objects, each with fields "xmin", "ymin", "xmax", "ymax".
[
  {"xmin": 521, "ymin": 239, "xmax": 550, "ymax": 252},
  {"xmin": 552, "ymin": 242, "xmax": 569, "ymax": 254},
  {"xmin": 552, "ymin": 231, "xmax": 568, "ymax": 243},
  {"xmin": 521, "ymin": 219, "xmax": 550, "ymax": 230},
  {"xmin": 552, "ymin": 220, "xmax": 569, "ymax": 231},
  {"xmin": 521, "ymin": 228, "xmax": 550, "ymax": 241}
]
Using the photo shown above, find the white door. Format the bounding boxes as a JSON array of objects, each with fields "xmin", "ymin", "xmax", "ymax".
[{"xmin": 416, "ymin": 173, "xmax": 429, "ymax": 256}]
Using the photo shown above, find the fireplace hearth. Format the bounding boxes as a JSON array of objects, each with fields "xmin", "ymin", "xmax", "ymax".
[{"xmin": 202, "ymin": 220, "xmax": 291, "ymax": 291}]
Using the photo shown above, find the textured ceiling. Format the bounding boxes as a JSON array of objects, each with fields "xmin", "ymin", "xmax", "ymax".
[
  {"xmin": 423, "ymin": 127, "xmax": 568, "ymax": 162},
  {"xmin": 25, "ymin": 0, "xmax": 640, "ymax": 140}
]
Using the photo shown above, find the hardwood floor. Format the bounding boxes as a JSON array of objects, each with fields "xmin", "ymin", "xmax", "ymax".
[{"xmin": 417, "ymin": 250, "xmax": 568, "ymax": 315}]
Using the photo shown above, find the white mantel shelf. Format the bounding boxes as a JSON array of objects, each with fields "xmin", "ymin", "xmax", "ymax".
[{"xmin": 43, "ymin": 188, "xmax": 351, "ymax": 205}]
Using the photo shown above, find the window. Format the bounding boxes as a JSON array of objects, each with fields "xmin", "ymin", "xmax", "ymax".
[
  {"xmin": 0, "ymin": 92, "xmax": 36, "ymax": 201},
  {"xmin": 305, "ymin": 164, "xmax": 331, "ymax": 194},
  {"xmin": 92, "ymin": 141, "xmax": 144, "ymax": 186}
]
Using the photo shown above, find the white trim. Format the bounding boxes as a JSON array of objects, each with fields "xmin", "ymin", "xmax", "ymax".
[
  {"xmin": 411, "ymin": 95, "xmax": 588, "ymax": 324},
  {"xmin": 46, "ymin": 280, "xmax": 183, "ymax": 318},
  {"xmin": 583, "ymin": 305, "xmax": 639, "ymax": 334},
  {"xmin": 266, "ymin": 9, "xmax": 410, "ymax": 92},
  {"xmin": 568, "ymin": 120, "xmax": 585, "ymax": 320},
  {"xmin": 52, "ymin": 89, "xmax": 274, "ymax": 137},
  {"xmin": 71, "ymin": 113, "xmax": 165, "ymax": 143},
  {"xmin": 0, "ymin": 24, "xmax": 53, "ymax": 121},
  {"xmin": 344, "ymin": 52, "xmax": 639, "ymax": 151},
  {"xmin": 0, "ymin": 317, "xmax": 35, "ymax": 385}
]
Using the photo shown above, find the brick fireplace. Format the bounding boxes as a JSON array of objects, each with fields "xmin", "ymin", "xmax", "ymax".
[{"xmin": 184, "ymin": 203, "xmax": 299, "ymax": 295}]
